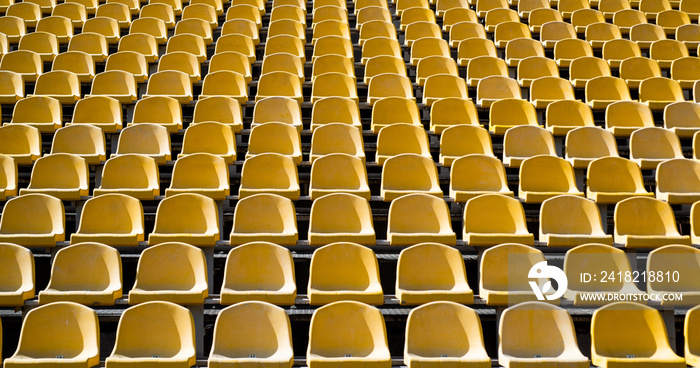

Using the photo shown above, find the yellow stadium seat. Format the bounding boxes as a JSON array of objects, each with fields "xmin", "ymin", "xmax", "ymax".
[
  {"xmin": 309, "ymin": 193, "xmax": 375, "ymax": 246},
  {"xmin": 307, "ymin": 301, "xmax": 390, "ymax": 367},
  {"xmin": 494, "ymin": 21, "xmax": 531, "ymax": 48},
  {"xmin": 479, "ymin": 243, "xmax": 545, "ymax": 305},
  {"xmin": 4, "ymin": 302, "xmax": 99, "ymax": 368},
  {"xmin": 106, "ymin": 301, "xmax": 196, "ymax": 367},
  {"xmin": 143, "ymin": 70, "xmax": 193, "ymax": 104},
  {"xmin": 225, "ymin": 4, "xmax": 259, "ymax": 26},
  {"xmin": 466, "ymin": 56, "xmax": 508, "ymax": 88},
  {"xmin": 239, "ymin": 153, "xmax": 300, "ymax": 200},
  {"xmin": 52, "ymin": 51, "xmax": 96, "ymax": 83},
  {"xmin": 585, "ymin": 22, "xmax": 622, "ymax": 50},
  {"xmin": 246, "ymin": 122, "xmax": 302, "ymax": 164},
  {"xmin": 190, "ymin": 0, "xmax": 222, "ymax": 14},
  {"xmin": 0, "ymin": 125, "xmax": 41, "ymax": 165},
  {"xmin": 49, "ymin": 124, "xmax": 105, "ymax": 165},
  {"xmin": 599, "ymin": 0, "xmax": 630, "ymax": 19},
  {"xmin": 311, "ymin": 55, "xmax": 354, "ymax": 82},
  {"xmin": 308, "ymin": 243, "xmax": 383, "ymax": 305},
  {"xmin": 615, "ymin": 196, "xmax": 690, "ymax": 248},
  {"xmin": 656, "ymin": 157, "xmax": 700, "ymax": 204},
  {"xmin": 252, "ymin": 97, "xmax": 302, "ymax": 132},
  {"xmin": 619, "ymin": 57, "xmax": 661, "ymax": 89},
  {"xmin": 476, "ymin": 0, "xmax": 508, "ymax": 18},
  {"xmin": 0, "ymin": 243, "xmax": 34, "ymax": 307},
  {"xmin": 602, "ymin": 39, "xmax": 641, "ymax": 69},
  {"xmin": 404, "ymin": 22, "xmax": 441, "ymax": 47},
  {"xmin": 396, "ymin": 0, "xmax": 428, "ymax": 14},
  {"xmin": 232, "ymin": 0, "xmax": 265, "ymax": 14},
  {"xmin": 422, "ymin": 74, "xmax": 468, "ymax": 106},
  {"xmin": 174, "ymin": 18, "xmax": 212, "ymax": 44},
  {"xmin": 529, "ymin": 8, "xmax": 564, "ymax": 34},
  {"xmin": 193, "ymin": 96, "xmax": 243, "ymax": 133},
  {"xmin": 223, "ymin": 19, "xmax": 261, "ymax": 43},
  {"xmin": 114, "ymin": 124, "xmax": 171, "ymax": 164},
  {"xmin": 0, "ymin": 154, "xmax": 17, "ymax": 200},
  {"xmin": 361, "ymin": 37, "xmax": 401, "ymax": 64},
  {"xmin": 118, "ymin": 33, "xmax": 158, "ymax": 62},
  {"xmin": 255, "ymin": 71, "xmax": 302, "ymax": 103},
  {"xmin": 436, "ymin": 0, "xmax": 469, "ymax": 17},
  {"xmin": 356, "ymin": 6, "xmax": 392, "ymax": 28},
  {"xmin": 388, "ymin": 193, "xmax": 456, "ymax": 246},
  {"xmin": 86, "ymin": 70, "xmax": 138, "ymax": 104},
  {"xmin": 489, "ymin": 99, "xmax": 539, "ymax": 137},
  {"xmin": 216, "ymin": 34, "xmax": 256, "ymax": 62},
  {"xmin": 457, "ymin": 38, "xmax": 497, "ymax": 67},
  {"xmin": 670, "ymin": 57, "xmax": 700, "ymax": 89},
  {"xmin": 499, "ymin": 302, "xmax": 588, "ymax": 367},
  {"xmin": 630, "ymin": 23, "xmax": 666, "ymax": 50},
  {"xmin": 367, "ymin": 74, "xmax": 414, "ymax": 106},
  {"xmin": 640, "ymin": 0, "xmax": 671, "ymax": 20},
  {"xmin": 359, "ymin": 21, "xmax": 397, "ymax": 45},
  {"xmin": 657, "ymin": 9, "xmax": 690, "ymax": 37},
  {"xmin": 209, "ymin": 301, "xmax": 294, "ymax": 367},
  {"xmin": 559, "ymin": 0, "xmax": 590, "ymax": 19},
  {"xmin": 8, "ymin": 2, "xmax": 41, "ymax": 27},
  {"xmin": 676, "ymin": 24, "xmax": 700, "ymax": 50},
  {"xmin": 310, "ymin": 97, "xmax": 361, "ymax": 131},
  {"xmin": 6, "ymin": 96, "xmax": 61, "ymax": 133},
  {"xmin": 399, "ymin": 7, "xmax": 435, "ymax": 31},
  {"xmin": 165, "ymin": 153, "xmax": 229, "ymax": 200},
  {"xmin": 605, "ymin": 101, "xmax": 654, "ymax": 137},
  {"xmin": 313, "ymin": 35, "xmax": 353, "ymax": 61},
  {"xmin": 66, "ymin": 96, "xmax": 122, "ymax": 133},
  {"xmin": 405, "ymin": 301, "xmax": 489, "ymax": 367},
  {"xmin": 129, "ymin": 17, "xmax": 167, "ymax": 44},
  {"xmin": 129, "ymin": 242, "xmax": 207, "ymax": 304},
  {"xmin": 541, "ymin": 195, "xmax": 612, "ymax": 247},
  {"xmin": 591, "ymin": 302, "xmax": 685, "ymax": 367},
  {"xmin": 39, "ymin": 242, "xmax": 121, "ymax": 305},
  {"xmin": 503, "ymin": 125, "xmax": 556, "ymax": 168},
  {"xmin": 31, "ymin": 70, "xmax": 81, "ymax": 104},
  {"xmin": 639, "ymin": 77, "xmax": 684, "ymax": 111},
  {"xmin": 0, "ymin": 50, "xmax": 42, "ymax": 82},
  {"xmin": 230, "ymin": 194, "xmax": 297, "ymax": 246},
  {"xmin": 648, "ymin": 244, "xmax": 700, "ymax": 306},
  {"xmin": 519, "ymin": 156, "xmax": 583, "ymax": 203},
  {"xmin": 464, "ymin": 194, "xmax": 534, "ymax": 246},
  {"xmin": 311, "ymin": 72, "xmax": 357, "ymax": 104},
  {"xmin": 199, "ymin": 70, "xmax": 247, "ymax": 104},
  {"xmin": 396, "ymin": 244, "xmax": 474, "ymax": 305},
  {"xmin": 687, "ymin": 305, "xmax": 700, "ymax": 367},
  {"xmin": 0, "ymin": 193, "xmax": 64, "ymax": 247},
  {"xmin": 565, "ymin": 127, "xmax": 618, "ymax": 169},
  {"xmin": 517, "ymin": 0, "xmax": 549, "ymax": 18},
  {"xmin": 375, "ymin": 123, "xmax": 430, "ymax": 166},
  {"xmin": 650, "ymin": 39, "xmax": 689, "ymax": 69},
  {"xmin": 180, "ymin": 122, "xmax": 236, "ymax": 164},
  {"xmin": 587, "ymin": 157, "xmax": 652, "ymax": 203},
  {"xmin": 96, "ymin": 3, "xmax": 130, "ymax": 29},
  {"xmin": 476, "ymin": 76, "xmax": 521, "ymax": 107},
  {"xmin": 82, "ymin": 16, "xmax": 120, "ymax": 44},
  {"xmin": 310, "ymin": 123, "xmax": 366, "ymax": 162},
  {"xmin": 564, "ymin": 243, "xmax": 641, "ymax": 305},
  {"xmin": 104, "ymin": 51, "xmax": 148, "ymax": 83},
  {"xmin": 94, "ymin": 154, "xmax": 159, "ymax": 200},
  {"xmin": 71, "ymin": 194, "xmax": 144, "ymax": 246},
  {"xmin": 381, "ymin": 154, "xmax": 443, "ymax": 201},
  {"xmin": 586, "ymin": 76, "xmax": 631, "ymax": 110},
  {"xmin": 371, "ymin": 97, "xmax": 421, "ymax": 133},
  {"xmin": 554, "ymin": 39, "xmax": 593, "ymax": 68},
  {"xmin": 545, "ymin": 100, "xmax": 595, "ymax": 136},
  {"xmin": 431, "ymin": 98, "xmax": 479, "ymax": 135},
  {"xmin": 612, "ymin": 9, "xmax": 647, "ymax": 35},
  {"xmin": 148, "ymin": 193, "xmax": 220, "ymax": 247},
  {"xmin": 540, "ymin": 21, "xmax": 576, "ymax": 49},
  {"xmin": 18, "ymin": 31, "xmax": 58, "ymax": 62},
  {"xmin": 313, "ymin": 19, "xmax": 350, "ymax": 43},
  {"xmin": 310, "ymin": 154, "xmax": 370, "ymax": 200},
  {"xmin": 415, "ymin": 56, "xmax": 457, "ymax": 86},
  {"xmin": 450, "ymin": 154, "xmax": 512, "ymax": 201},
  {"xmin": 665, "ymin": 101, "xmax": 700, "ymax": 138},
  {"xmin": 0, "ymin": 15, "xmax": 25, "ymax": 43},
  {"xmin": 267, "ymin": 19, "xmax": 305, "ymax": 41},
  {"xmin": 20, "ymin": 153, "xmax": 88, "ymax": 200},
  {"xmin": 629, "ymin": 126, "xmax": 683, "ymax": 169},
  {"xmin": 157, "ymin": 52, "xmax": 200, "ymax": 83},
  {"xmin": 36, "ymin": 16, "xmax": 73, "ymax": 43},
  {"xmin": 505, "ymin": 38, "xmax": 545, "ymax": 68},
  {"xmin": 449, "ymin": 21, "xmax": 487, "ymax": 50},
  {"xmin": 530, "ymin": 76, "xmax": 575, "ymax": 108},
  {"xmin": 315, "ymin": 4, "xmax": 347, "ymax": 24},
  {"xmin": 0, "ymin": 71, "xmax": 23, "ymax": 104},
  {"xmin": 209, "ymin": 52, "xmax": 251, "ymax": 83},
  {"xmin": 485, "ymin": 8, "xmax": 519, "ymax": 33},
  {"xmin": 130, "ymin": 96, "xmax": 183, "ymax": 133},
  {"xmin": 220, "ymin": 242, "xmax": 296, "ymax": 305},
  {"xmin": 410, "ymin": 37, "xmax": 450, "ymax": 66}
]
